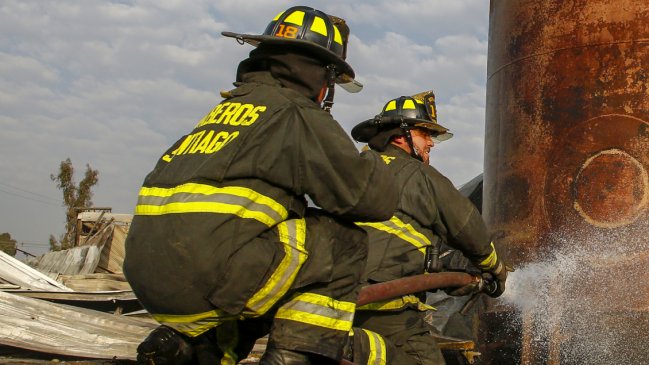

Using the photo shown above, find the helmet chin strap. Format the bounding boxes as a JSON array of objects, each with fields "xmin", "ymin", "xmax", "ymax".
[
  {"xmin": 322, "ymin": 64, "xmax": 336, "ymax": 113},
  {"xmin": 401, "ymin": 122, "xmax": 423, "ymax": 161}
]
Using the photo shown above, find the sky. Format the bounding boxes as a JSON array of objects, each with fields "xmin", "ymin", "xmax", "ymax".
[{"xmin": 0, "ymin": 0, "xmax": 490, "ymax": 258}]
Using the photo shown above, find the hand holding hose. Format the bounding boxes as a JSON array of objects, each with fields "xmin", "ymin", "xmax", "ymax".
[{"xmin": 475, "ymin": 242, "xmax": 513, "ymax": 298}]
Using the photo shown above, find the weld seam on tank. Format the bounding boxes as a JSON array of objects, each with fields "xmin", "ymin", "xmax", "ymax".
[{"xmin": 488, "ymin": 38, "xmax": 649, "ymax": 80}]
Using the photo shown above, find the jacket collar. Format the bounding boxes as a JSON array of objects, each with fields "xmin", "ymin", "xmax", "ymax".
[{"xmin": 383, "ymin": 144, "xmax": 414, "ymax": 159}]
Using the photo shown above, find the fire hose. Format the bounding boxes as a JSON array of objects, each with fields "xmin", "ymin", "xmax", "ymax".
[
  {"xmin": 356, "ymin": 271, "xmax": 495, "ymax": 306},
  {"xmin": 340, "ymin": 271, "xmax": 495, "ymax": 365}
]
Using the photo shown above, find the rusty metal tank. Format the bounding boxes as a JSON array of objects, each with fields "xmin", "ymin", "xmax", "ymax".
[{"xmin": 481, "ymin": 0, "xmax": 649, "ymax": 363}]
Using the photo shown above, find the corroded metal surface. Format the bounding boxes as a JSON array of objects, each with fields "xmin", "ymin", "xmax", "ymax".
[
  {"xmin": 484, "ymin": 0, "xmax": 649, "ymax": 262},
  {"xmin": 483, "ymin": 0, "xmax": 649, "ymax": 363}
]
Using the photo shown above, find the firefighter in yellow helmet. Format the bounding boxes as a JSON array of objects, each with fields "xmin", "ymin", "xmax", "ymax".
[
  {"xmin": 123, "ymin": 6, "xmax": 398, "ymax": 365},
  {"xmin": 345, "ymin": 92, "xmax": 510, "ymax": 365}
]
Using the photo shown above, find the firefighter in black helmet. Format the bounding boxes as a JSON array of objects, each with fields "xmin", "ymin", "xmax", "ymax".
[
  {"xmin": 345, "ymin": 92, "xmax": 510, "ymax": 365},
  {"xmin": 123, "ymin": 6, "xmax": 398, "ymax": 365}
]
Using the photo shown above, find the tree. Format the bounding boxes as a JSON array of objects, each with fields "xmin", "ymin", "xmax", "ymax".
[
  {"xmin": 50, "ymin": 158, "xmax": 99, "ymax": 250},
  {"xmin": 0, "ymin": 232, "xmax": 17, "ymax": 256},
  {"xmin": 49, "ymin": 234, "xmax": 61, "ymax": 252}
]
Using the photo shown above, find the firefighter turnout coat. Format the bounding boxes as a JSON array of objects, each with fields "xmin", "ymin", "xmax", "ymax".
[
  {"xmin": 123, "ymin": 71, "xmax": 397, "ymax": 359},
  {"xmin": 349, "ymin": 144, "xmax": 494, "ymax": 365},
  {"xmin": 356, "ymin": 144, "xmax": 493, "ymax": 311}
]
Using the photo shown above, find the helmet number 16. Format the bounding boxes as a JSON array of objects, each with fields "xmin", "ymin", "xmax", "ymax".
[{"xmin": 275, "ymin": 24, "xmax": 299, "ymax": 39}]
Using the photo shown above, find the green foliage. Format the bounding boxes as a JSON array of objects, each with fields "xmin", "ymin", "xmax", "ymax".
[
  {"xmin": 0, "ymin": 232, "xmax": 17, "ymax": 256},
  {"xmin": 48, "ymin": 234, "xmax": 61, "ymax": 252},
  {"xmin": 50, "ymin": 158, "xmax": 99, "ymax": 251}
]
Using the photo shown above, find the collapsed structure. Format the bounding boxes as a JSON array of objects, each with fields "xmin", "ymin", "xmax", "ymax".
[{"xmin": 0, "ymin": 210, "xmax": 155, "ymax": 361}]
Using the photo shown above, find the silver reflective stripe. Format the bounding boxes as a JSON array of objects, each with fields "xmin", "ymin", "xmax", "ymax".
[
  {"xmin": 135, "ymin": 183, "xmax": 289, "ymax": 227},
  {"xmin": 137, "ymin": 191, "xmax": 284, "ymax": 223},
  {"xmin": 362, "ymin": 329, "xmax": 387, "ymax": 365},
  {"xmin": 280, "ymin": 298, "xmax": 354, "ymax": 323},
  {"xmin": 357, "ymin": 216, "xmax": 430, "ymax": 255},
  {"xmin": 275, "ymin": 292, "xmax": 356, "ymax": 331},
  {"xmin": 245, "ymin": 219, "xmax": 307, "ymax": 315}
]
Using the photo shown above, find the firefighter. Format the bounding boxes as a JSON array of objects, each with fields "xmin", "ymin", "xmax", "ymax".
[
  {"xmin": 123, "ymin": 6, "xmax": 398, "ymax": 365},
  {"xmin": 346, "ymin": 92, "xmax": 510, "ymax": 365}
]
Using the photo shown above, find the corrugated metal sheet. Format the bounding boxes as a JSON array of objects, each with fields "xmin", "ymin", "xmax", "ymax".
[
  {"xmin": 35, "ymin": 218, "xmax": 129, "ymax": 277},
  {"xmin": 0, "ymin": 291, "xmax": 156, "ymax": 360},
  {"xmin": 77, "ymin": 212, "xmax": 132, "ymax": 223},
  {"xmin": 35, "ymin": 245, "xmax": 104, "ymax": 276},
  {"xmin": 0, "ymin": 251, "xmax": 71, "ymax": 292}
]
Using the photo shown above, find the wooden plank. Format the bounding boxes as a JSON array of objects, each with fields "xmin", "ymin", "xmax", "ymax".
[
  {"xmin": 58, "ymin": 273, "xmax": 132, "ymax": 292},
  {"xmin": 0, "ymin": 291, "xmax": 156, "ymax": 360},
  {"xmin": 7, "ymin": 289, "xmax": 137, "ymax": 302},
  {"xmin": 6, "ymin": 289, "xmax": 143, "ymax": 315},
  {"xmin": 96, "ymin": 225, "xmax": 128, "ymax": 274}
]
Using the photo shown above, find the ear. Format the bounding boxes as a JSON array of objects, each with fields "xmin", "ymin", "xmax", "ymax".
[
  {"xmin": 392, "ymin": 135, "xmax": 406, "ymax": 144},
  {"xmin": 390, "ymin": 135, "xmax": 409, "ymax": 150}
]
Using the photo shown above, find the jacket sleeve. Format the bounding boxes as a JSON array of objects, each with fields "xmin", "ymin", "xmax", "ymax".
[
  {"xmin": 423, "ymin": 166, "xmax": 493, "ymax": 261},
  {"xmin": 296, "ymin": 107, "xmax": 399, "ymax": 222}
]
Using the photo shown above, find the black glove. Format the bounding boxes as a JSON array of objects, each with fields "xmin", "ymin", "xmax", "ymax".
[
  {"xmin": 475, "ymin": 242, "xmax": 512, "ymax": 298},
  {"xmin": 482, "ymin": 259, "xmax": 510, "ymax": 297},
  {"xmin": 441, "ymin": 249, "xmax": 481, "ymax": 274},
  {"xmin": 137, "ymin": 326, "xmax": 194, "ymax": 365},
  {"xmin": 440, "ymin": 249, "xmax": 480, "ymax": 296}
]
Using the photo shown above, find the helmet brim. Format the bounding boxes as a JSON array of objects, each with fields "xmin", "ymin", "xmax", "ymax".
[
  {"xmin": 222, "ymin": 31, "xmax": 362, "ymax": 93},
  {"xmin": 351, "ymin": 118, "xmax": 381, "ymax": 143},
  {"xmin": 351, "ymin": 117, "xmax": 452, "ymax": 143},
  {"xmin": 412, "ymin": 121, "xmax": 452, "ymax": 141}
]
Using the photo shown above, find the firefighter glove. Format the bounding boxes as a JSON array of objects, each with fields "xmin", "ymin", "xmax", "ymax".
[
  {"xmin": 441, "ymin": 249, "xmax": 480, "ymax": 275},
  {"xmin": 475, "ymin": 242, "xmax": 511, "ymax": 298}
]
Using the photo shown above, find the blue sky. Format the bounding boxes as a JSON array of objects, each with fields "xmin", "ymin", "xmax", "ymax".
[{"xmin": 0, "ymin": 0, "xmax": 489, "ymax": 257}]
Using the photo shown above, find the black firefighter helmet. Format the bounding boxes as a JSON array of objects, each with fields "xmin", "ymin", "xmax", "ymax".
[
  {"xmin": 222, "ymin": 6, "xmax": 362, "ymax": 93},
  {"xmin": 351, "ymin": 90, "xmax": 453, "ymax": 151}
]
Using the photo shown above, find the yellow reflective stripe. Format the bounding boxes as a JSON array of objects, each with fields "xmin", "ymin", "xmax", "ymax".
[
  {"xmin": 216, "ymin": 321, "xmax": 239, "ymax": 365},
  {"xmin": 390, "ymin": 216, "xmax": 431, "ymax": 248},
  {"xmin": 272, "ymin": 11, "xmax": 284, "ymax": 21},
  {"xmin": 357, "ymin": 216, "xmax": 431, "ymax": 255},
  {"xmin": 138, "ymin": 184, "xmax": 287, "ymax": 214},
  {"xmin": 245, "ymin": 218, "xmax": 308, "ymax": 315},
  {"xmin": 136, "ymin": 202, "xmax": 278, "ymax": 226},
  {"xmin": 294, "ymin": 292, "xmax": 356, "ymax": 312},
  {"xmin": 479, "ymin": 242, "xmax": 498, "ymax": 270},
  {"xmin": 135, "ymin": 183, "xmax": 288, "ymax": 227},
  {"xmin": 403, "ymin": 99, "xmax": 416, "ymax": 109},
  {"xmin": 362, "ymin": 329, "xmax": 387, "ymax": 365},
  {"xmin": 284, "ymin": 10, "xmax": 305, "ymax": 25},
  {"xmin": 384, "ymin": 100, "xmax": 397, "ymax": 111},
  {"xmin": 275, "ymin": 309, "xmax": 353, "ymax": 331},
  {"xmin": 217, "ymin": 322, "xmax": 239, "ymax": 365},
  {"xmin": 221, "ymin": 353, "xmax": 236, "ymax": 365},
  {"xmin": 358, "ymin": 295, "xmax": 433, "ymax": 311},
  {"xmin": 275, "ymin": 292, "xmax": 355, "ymax": 331},
  {"xmin": 310, "ymin": 16, "xmax": 327, "ymax": 36},
  {"xmin": 333, "ymin": 25, "xmax": 342, "ymax": 45},
  {"xmin": 152, "ymin": 309, "xmax": 232, "ymax": 337}
]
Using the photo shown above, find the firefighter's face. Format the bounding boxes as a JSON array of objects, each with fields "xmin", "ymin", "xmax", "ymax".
[{"xmin": 410, "ymin": 128, "xmax": 434, "ymax": 165}]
